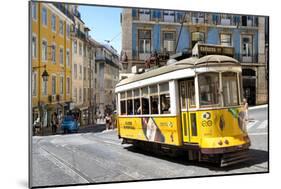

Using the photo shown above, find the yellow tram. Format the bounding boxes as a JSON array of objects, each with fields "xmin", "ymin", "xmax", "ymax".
[{"xmin": 115, "ymin": 44, "xmax": 251, "ymax": 167}]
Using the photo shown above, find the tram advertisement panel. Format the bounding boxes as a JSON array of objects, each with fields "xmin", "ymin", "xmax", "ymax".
[{"xmin": 118, "ymin": 116, "xmax": 182, "ymax": 146}]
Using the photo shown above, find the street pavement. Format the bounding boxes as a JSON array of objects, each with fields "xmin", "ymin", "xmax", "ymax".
[{"xmin": 31, "ymin": 105, "xmax": 268, "ymax": 188}]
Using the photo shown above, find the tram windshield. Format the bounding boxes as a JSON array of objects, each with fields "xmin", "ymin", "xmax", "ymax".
[
  {"xmin": 222, "ymin": 72, "xmax": 239, "ymax": 106},
  {"xmin": 198, "ymin": 73, "xmax": 220, "ymax": 107},
  {"xmin": 198, "ymin": 72, "xmax": 240, "ymax": 108}
]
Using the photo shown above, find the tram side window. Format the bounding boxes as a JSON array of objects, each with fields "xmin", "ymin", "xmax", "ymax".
[
  {"xmin": 160, "ymin": 94, "xmax": 170, "ymax": 114},
  {"xmin": 133, "ymin": 89, "xmax": 141, "ymax": 114},
  {"xmin": 150, "ymin": 85, "xmax": 159, "ymax": 114},
  {"xmin": 120, "ymin": 92, "xmax": 126, "ymax": 115},
  {"xmin": 198, "ymin": 73, "xmax": 219, "ymax": 106},
  {"xmin": 127, "ymin": 90, "xmax": 133, "ymax": 115},
  {"xmin": 222, "ymin": 72, "xmax": 239, "ymax": 106},
  {"xmin": 160, "ymin": 83, "xmax": 170, "ymax": 114},
  {"xmin": 141, "ymin": 87, "xmax": 150, "ymax": 114},
  {"xmin": 239, "ymin": 73, "xmax": 244, "ymax": 104},
  {"xmin": 187, "ymin": 80, "xmax": 196, "ymax": 108}
]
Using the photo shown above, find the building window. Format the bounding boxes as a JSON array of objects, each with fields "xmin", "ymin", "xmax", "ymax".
[
  {"xmin": 59, "ymin": 48, "xmax": 63, "ymax": 65},
  {"xmin": 74, "ymin": 64, "xmax": 77, "ymax": 79},
  {"xmin": 42, "ymin": 79, "xmax": 48, "ymax": 96},
  {"xmin": 84, "ymin": 67, "xmax": 86, "ymax": 80},
  {"xmin": 32, "ymin": 35, "xmax": 37, "ymax": 58},
  {"xmin": 79, "ymin": 88, "xmax": 82, "ymax": 102},
  {"xmin": 42, "ymin": 7, "xmax": 47, "ymax": 26},
  {"xmin": 79, "ymin": 65, "xmax": 82, "ymax": 79},
  {"xmin": 192, "ymin": 12, "xmax": 205, "ymax": 24},
  {"xmin": 83, "ymin": 88, "xmax": 86, "ymax": 103},
  {"xmin": 51, "ymin": 14, "xmax": 56, "ymax": 32},
  {"xmin": 220, "ymin": 34, "xmax": 232, "ymax": 46},
  {"xmin": 60, "ymin": 76, "xmax": 64, "ymax": 95},
  {"xmin": 51, "ymin": 44, "xmax": 56, "ymax": 63},
  {"xmin": 220, "ymin": 14, "xmax": 232, "ymax": 25},
  {"xmin": 163, "ymin": 10, "xmax": 175, "ymax": 22},
  {"xmin": 59, "ymin": 20, "xmax": 64, "ymax": 35},
  {"xmin": 74, "ymin": 88, "xmax": 77, "ymax": 102},
  {"xmin": 138, "ymin": 30, "xmax": 151, "ymax": 60},
  {"xmin": 79, "ymin": 42, "xmax": 82, "ymax": 55},
  {"xmin": 66, "ymin": 24, "xmax": 70, "ymax": 38},
  {"xmin": 52, "ymin": 75, "xmax": 56, "ymax": 95},
  {"xmin": 191, "ymin": 32, "xmax": 205, "ymax": 48},
  {"xmin": 212, "ymin": 14, "xmax": 220, "ymax": 25},
  {"xmin": 139, "ymin": 9, "xmax": 150, "ymax": 21},
  {"xmin": 32, "ymin": 2, "xmax": 37, "ymax": 20},
  {"xmin": 74, "ymin": 41, "xmax": 77, "ymax": 54},
  {"xmin": 241, "ymin": 35, "xmax": 253, "ymax": 62},
  {"xmin": 66, "ymin": 77, "xmax": 70, "ymax": 95},
  {"xmin": 32, "ymin": 72, "xmax": 37, "ymax": 96},
  {"xmin": 242, "ymin": 16, "xmax": 253, "ymax": 27},
  {"xmin": 66, "ymin": 49, "xmax": 70, "ymax": 67},
  {"xmin": 163, "ymin": 31, "xmax": 175, "ymax": 52},
  {"xmin": 42, "ymin": 40, "xmax": 47, "ymax": 61}
]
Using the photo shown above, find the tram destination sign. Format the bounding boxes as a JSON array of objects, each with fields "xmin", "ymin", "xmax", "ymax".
[{"xmin": 197, "ymin": 44, "xmax": 234, "ymax": 58}]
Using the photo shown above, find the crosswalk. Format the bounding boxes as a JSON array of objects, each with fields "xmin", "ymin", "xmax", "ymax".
[{"xmin": 247, "ymin": 119, "xmax": 268, "ymax": 135}]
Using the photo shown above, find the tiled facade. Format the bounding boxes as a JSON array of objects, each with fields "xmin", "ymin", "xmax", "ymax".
[{"xmin": 121, "ymin": 8, "xmax": 269, "ymax": 105}]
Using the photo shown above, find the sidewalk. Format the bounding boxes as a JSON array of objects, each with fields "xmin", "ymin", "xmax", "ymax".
[
  {"xmin": 249, "ymin": 104, "xmax": 268, "ymax": 110},
  {"xmin": 33, "ymin": 123, "xmax": 107, "ymax": 136}
]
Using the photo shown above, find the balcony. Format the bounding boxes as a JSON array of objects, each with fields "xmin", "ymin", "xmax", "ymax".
[
  {"xmin": 53, "ymin": 3, "xmax": 74, "ymax": 21},
  {"xmin": 234, "ymin": 53, "xmax": 259, "ymax": 63}
]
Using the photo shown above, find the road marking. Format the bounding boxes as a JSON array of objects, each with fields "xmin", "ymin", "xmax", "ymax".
[
  {"xmin": 39, "ymin": 146, "xmax": 91, "ymax": 184},
  {"xmin": 247, "ymin": 120, "xmax": 259, "ymax": 130},
  {"xmin": 257, "ymin": 120, "xmax": 268, "ymax": 129},
  {"xmin": 248, "ymin": 132, "xmax": 268, "ymax": 136}
]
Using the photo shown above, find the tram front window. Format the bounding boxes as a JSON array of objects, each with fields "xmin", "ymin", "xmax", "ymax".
[
  {"xmin": 198, "ymin": 73, "xmax": 219, "ymax": 106},
  {"xmin": 222, "ymin": 72, "xmax": 239, "ymax": 106}
]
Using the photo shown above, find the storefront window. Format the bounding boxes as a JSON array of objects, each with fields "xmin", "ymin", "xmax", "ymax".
[{"xmin": 198, "ymin": 73, "xmax": 219, "ymax": 106}]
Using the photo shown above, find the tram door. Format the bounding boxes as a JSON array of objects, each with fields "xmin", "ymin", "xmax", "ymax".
[{"xmin": 179, "ymin": 79, "xmax": 196, "ymax": 143}]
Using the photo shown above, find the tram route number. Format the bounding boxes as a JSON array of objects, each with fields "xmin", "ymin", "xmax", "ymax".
[{"xmin": 202, "ymin": 120, "xmax": 212, "ymax": 127}]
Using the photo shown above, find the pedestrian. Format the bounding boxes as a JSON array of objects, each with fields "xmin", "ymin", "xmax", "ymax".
[
  {"xmin": 105, "ymin": 113, "xmax": 111, "ymax": 130},
  {"xmin": 51, "ymin": 112, "xmax": 59, "ymax": 134},
  {"xmin": 243, "ymin": 98, "xmax": 249, "ymax": 121}
]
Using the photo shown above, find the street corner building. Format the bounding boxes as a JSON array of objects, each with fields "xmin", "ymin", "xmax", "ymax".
[
  {"xmin": 31, "ymin": 2, "xmax": 121, "ymax": 131},
  {"xmin": 120, "ymin": 8, "xmax": 269, "ymax": 105},
  {"xmin": 31, "ymin": 2, "xmax": 73, "ymax": 129}
]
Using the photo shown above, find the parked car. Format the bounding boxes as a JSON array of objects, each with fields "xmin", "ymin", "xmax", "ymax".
[{"xmin": 61, "ymin": 115, "xmax": 79, "ymax": 133}]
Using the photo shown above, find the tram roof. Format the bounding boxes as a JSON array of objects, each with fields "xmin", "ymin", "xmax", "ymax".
[{"xmin": 116, "ymin": 55, "xmax": 239, "ymax": 87}]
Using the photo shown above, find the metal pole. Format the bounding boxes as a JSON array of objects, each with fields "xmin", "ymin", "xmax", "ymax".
[{"xmin": 175, "ymin": 12, "xmax": 187, "ymax": 52}]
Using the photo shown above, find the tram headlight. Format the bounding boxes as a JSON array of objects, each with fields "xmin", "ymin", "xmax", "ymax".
[
  {"xmin": 224, "ymin": 139, "xmax": 229, "ymax": 145},
  {"xmin": 218, "ymin": 140, "xmax": 223, "ymax": 145}
]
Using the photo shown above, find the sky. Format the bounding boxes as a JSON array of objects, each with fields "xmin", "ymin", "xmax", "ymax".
[{"xmin": 79, "ymin": 5, "xmax": 122, "ymax": 55}]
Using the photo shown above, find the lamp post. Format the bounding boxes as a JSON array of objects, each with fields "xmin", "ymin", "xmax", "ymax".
[{"xmin": 33, "ymin": 65, "xmax": 49, "ymax": 135}]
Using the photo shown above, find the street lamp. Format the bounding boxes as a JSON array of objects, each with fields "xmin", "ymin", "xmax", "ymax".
[
  {"xmin": 33, "ymin": 65, "xmax": 49, "ymax": 82},
  {"xmin": 32, "ymin": 65, "xmax": 49, "ymax": 135}
]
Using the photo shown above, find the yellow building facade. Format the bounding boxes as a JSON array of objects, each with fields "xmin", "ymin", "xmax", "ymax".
[{"xmin": 31, "ymin": 2, "xmax": 73, "ymax": 125}]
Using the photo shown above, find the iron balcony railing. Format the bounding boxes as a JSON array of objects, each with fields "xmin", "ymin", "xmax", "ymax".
[
  {"xmin": 132, "ymin": 10, "xmax": 259, "ymax": 27},
  {"xmin": 53, "ymin": 3, "xmax": 75, "ymax": 22}
]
